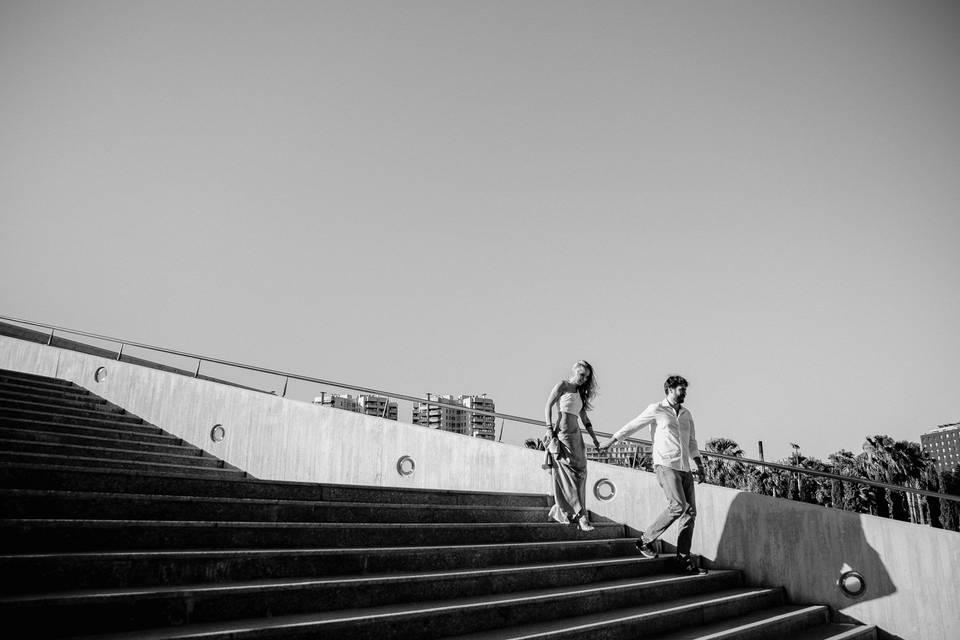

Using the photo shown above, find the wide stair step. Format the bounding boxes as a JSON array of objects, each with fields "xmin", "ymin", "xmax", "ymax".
[
  {"xmin": 0, "ymin": 489, "xmax": 557, "ymax": 523},
  {"xmin": 2, "ymin": 557, "xmax": 701, "ymax": 636},
  {"xmin": 0, "ymin": 370, "xmax": 79, "ymax": 389},
  {"xmin": 0, "ymin": 538, "xmax": 640, "ymax": 593}
]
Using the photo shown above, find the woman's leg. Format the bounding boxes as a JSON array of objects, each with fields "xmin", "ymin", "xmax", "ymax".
[{"xmin": 563, "ymin": 422, "xmax": 593, "ymax": 531}]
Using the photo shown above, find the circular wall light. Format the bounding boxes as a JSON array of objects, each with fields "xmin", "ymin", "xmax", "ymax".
[
  {"xmin": 210, "ymin": 424, "xmax": 226, "ymax": 443},
  {"xmin": 396, "ymin": 455, "xmax": 416, "ymax": 477},
  {"xmin": 593, "ymin": 478, "xmax": 617, "ymax": 501},
  {"xmin": 838, "ymin": 570, "xmax": 866, "ymax": 598},
  {"xmin": 94, "ymin": 367, "xmax": 107, "ymax": 383}
]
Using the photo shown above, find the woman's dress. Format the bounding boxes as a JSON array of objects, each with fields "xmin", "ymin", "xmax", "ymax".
[{"xmin": 546, "ymin": 391, "xmax": 588, "ymax": 523}]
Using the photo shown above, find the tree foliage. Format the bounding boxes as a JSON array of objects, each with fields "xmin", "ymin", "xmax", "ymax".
[{"xmin": 698, "ymin": 435, "xmax": 958, "ymax": 530}]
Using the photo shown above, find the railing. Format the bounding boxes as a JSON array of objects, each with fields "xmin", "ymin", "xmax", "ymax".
[{"xmin": 1, "ymin": 313, "xmax": 958, "ymax": 505}]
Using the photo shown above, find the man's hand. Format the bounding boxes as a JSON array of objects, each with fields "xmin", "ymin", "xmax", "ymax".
[{"xmin": 694, "ymin": 467, "xmax": 706, "ymax": 484}]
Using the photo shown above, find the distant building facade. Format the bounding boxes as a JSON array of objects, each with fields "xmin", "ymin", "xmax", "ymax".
[
  {"xmin": 314, "ymin": 393, "xmax": 398, "ymax": 421},
  {"xmin": 921, "ymin": 422, "xmax": 960, "ymax": 473},
  {"xmin": 413, "ymin": 394, "xmax": 496, "ymax": 440},
  {"xmin": 585, "ymin": 441, "xmax": 653, "ymax": 470}
]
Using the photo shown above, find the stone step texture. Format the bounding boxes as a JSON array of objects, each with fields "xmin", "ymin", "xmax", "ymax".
[{"xmin": 0, "ymin": 367, "xmax": 877, "ymax": 639}]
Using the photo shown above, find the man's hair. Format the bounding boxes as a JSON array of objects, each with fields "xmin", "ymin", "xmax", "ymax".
[{"xmin": 663, "ymin": 375, "xmax": 689, "ymax": 394}]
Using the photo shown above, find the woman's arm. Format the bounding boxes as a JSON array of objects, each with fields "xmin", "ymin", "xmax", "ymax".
[
  {"xmin": 579, "ymin": 408, "xmax": 600, "ymax": 447},
  {"xmin": 544, "ymin": 381, "xmax": 564, "ymax": 438}
]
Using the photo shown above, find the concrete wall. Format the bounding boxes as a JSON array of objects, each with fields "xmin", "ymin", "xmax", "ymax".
[{"xmin": 2, "ymin": 335, "xmax": 957, "ymax": 640}]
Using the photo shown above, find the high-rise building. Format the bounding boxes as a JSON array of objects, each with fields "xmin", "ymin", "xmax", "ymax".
[
  {"xmin": 460, "ymin": 395, "xmax": 496, "ymax": 440},
  {"xmin": 314, "ymin": 393, "xmax": 397, "ymax": 421},
  {"xmin": 921, "ymin": 422, "xmax": 960, "ymax": 473},
  {"xmin": 585, "ymin": 441, "xmax": 652, "ymax": 469},
  {"xmin": 413, "ymin": 394, "xmax": 496, "ymax": 440}
]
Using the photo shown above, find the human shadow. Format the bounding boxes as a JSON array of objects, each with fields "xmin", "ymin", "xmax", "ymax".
[{"xmin": 705, "ymin": 490, "xmax": 902, "ymax": 640}]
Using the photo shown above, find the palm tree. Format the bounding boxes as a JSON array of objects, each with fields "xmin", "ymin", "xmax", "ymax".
[
  {"xmin": 827, "ymin": 449, "xmax": 868, "ymax": 513},
  {"xmin": 801, "ymin": 457, "xmax": 833, "ymax": 506},
  {"xmin": 703, "ymin": 438, "xmax": 745, "ymax": 489},
  {"xmin": 861, "ymin": 435, "xmax": 935, "ymax": 522},
  {"xmin": 862, "ymin": 435, "xmax": 898, "ymax": 518}
]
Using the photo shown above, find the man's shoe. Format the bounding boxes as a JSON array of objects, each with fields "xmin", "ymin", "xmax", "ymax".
[
  {"xmin": 635, "ymin": 535, "xmax": 657, "ymax": 558},
  {"xmin": 676, "ymin": 557, "xmax": 708, "ymax": 575}
]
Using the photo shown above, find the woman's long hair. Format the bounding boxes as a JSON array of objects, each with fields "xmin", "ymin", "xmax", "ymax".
[{"xmin": 575, "ymin": 360, "xmax": 597, "ymax": 411}]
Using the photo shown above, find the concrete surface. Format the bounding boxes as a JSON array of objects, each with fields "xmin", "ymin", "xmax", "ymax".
[{"xmin": 1, "ymin": 334, "xmax": 956, "ymax": 639}]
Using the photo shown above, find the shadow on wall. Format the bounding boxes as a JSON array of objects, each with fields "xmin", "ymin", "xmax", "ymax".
[{"xmin": 705, "ymin": 491, "xmax": 902, "ymax": 640}]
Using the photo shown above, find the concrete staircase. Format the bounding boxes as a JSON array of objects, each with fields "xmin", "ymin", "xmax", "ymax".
[{"xmin": 0, "ymin": 368, "xmax": 876, "ymax": 639}]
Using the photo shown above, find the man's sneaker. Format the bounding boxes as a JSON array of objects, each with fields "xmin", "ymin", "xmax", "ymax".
[
  {"xmin": 676, "ymin": 557, "xmax": 708, "ymax": 575},
  {"xmin": 635, "ymin": 535, "xmax": 657, "ymax": 558}
]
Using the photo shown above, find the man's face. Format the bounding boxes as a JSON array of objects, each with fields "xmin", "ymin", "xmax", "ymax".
[{"xmin": 668, "ymin": 385, "xmax": 687, "ymax": 405}]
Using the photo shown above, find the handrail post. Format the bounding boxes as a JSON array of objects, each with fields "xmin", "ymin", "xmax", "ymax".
[
  {"xmin": 116, "ymin": 343, "xmax": 124, "ymax": 361},
  {"xmin": 194, "ymin": 359, "xmax": 202, "ymax": 378},
  {"xmin": 47, "ymin": 329, "xmax": 54, "ymax": 346},
  {"xmin": 281, "ymin": 377, "xmax": 289, "ymax": 398}
]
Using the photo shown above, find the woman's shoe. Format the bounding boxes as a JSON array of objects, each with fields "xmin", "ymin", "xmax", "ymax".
[{"xmin": 578, "ymin": 516, "xmax": 595, "ymax": 532}]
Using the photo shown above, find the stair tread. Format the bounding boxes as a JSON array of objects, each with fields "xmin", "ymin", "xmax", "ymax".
[
  {"xmin": 0, "ymin": 452, "xmax": 236, "ymax": 468},
  {"xmin": 0, "ymin": 406, "xmax": 141, "ymax": 423},
  {"xmin": 0, "ymin": 537, "xmax": 638, "ymax": 561},
  {"xmin": 3, "ymin": 556, "xmax": 670, "ymax": 602},
  {"xmin": 0, "ymin": 432, "xmax": 201, "ymax": 452},
  {"xmin": 640, "ymin": 603, "xmax": 828, "ymax": 638},
  {"xmin": 68, "ymin": 586, "xmax": 777, "ymax": 639},
  {"xmin": 0, "ymin": 417, "xmax": 168, "ymax": 437},
  {"xmin": 0, "ymin": 489, "xmax": 550, "ymax": 511},
  {"xmin": 0, "ymin": 462, "xmax": 550, "ymax": 501},
  {"xmin": 447, "ymin": 591, "xmax": 793, "ymax": 639},
  {"xmin": 784, "ymin": 623, "xmax": 877, "ymax": 640},
  {"xmin": 3, "ymin": 517, "xmax": 623, "ymax": 529},
  {"xmin": 0, "ymin": 438, "xmax": 213, "ymax": 460}
]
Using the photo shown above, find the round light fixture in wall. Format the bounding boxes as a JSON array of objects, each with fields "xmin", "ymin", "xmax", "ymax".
[
  {"xmin": 210, "ymin": 424, "xmax": 226, "ymax": 443},
  {"xmin": 94, "ymin": 367, "xmax": 107, "ymax": 383},
  {"xmin": 396, "ymin": 455, "xmax": 416, "ymax": 477},
  {"xmin": 593, "ymin": 478, "xmax": 617, "ymax": 501},
  {"xmin": 837, "ymin": 570, "xmax": 866, "ymax": 598}
]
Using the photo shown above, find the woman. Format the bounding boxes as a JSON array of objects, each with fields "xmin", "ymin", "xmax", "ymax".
[{"xmin": 543, "ymin": 360, "xmax": 599, "ymax": 531}]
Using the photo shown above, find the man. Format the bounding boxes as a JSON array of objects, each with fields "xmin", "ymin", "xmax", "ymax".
[{"xmin": 598, "ymin": 375, "xmax": 707, "ymax": 575}]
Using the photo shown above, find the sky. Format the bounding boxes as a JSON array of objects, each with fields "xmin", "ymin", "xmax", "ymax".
[{"xmin": 2, "ymin": 0, "xmax": 958, "ymax": 463}]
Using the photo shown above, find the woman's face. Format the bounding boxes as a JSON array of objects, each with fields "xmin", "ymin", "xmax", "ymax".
[{"xmin": 571, "ymin": 364, "xmax": 590, "ymax": 385}]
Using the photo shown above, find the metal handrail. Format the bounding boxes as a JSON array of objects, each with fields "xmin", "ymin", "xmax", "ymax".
[
  {"xmin": 695, "ymin": 450, "xmax": 956, "ymax": 502},
  {"xmin": 2, "ymin": 313, "xmax": 958, "ymax": 504}
]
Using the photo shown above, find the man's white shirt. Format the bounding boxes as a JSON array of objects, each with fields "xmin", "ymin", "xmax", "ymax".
[{"xmin": 611, "ymin": 399, "xmax": 700, "ymax": 472}]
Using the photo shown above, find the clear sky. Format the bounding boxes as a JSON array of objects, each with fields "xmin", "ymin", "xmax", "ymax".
[{"xmin": 2, "ymin": 1, "xmax": 958, "ymax": 463}]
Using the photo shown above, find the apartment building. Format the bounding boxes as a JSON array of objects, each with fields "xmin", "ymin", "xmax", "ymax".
[
  {"xmin": 921, "ymin": 422, "xmax": 960, "ymax": 473},
  {"xmin": 413, "ymin": 394, "xmax": 496, "ymax": 440},
  {"xmin": 314, "ymin": 393, "xmax": 398, "ymax": 421},
  {"xmin": 460, "ymin": 395, "xmax": 497, "ymax": 440},
  {"xmin": 585, "ymin": 440, "xmax": 653, "ymax": 469}
]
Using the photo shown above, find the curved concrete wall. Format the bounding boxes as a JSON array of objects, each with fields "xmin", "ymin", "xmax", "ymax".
[{"xmin": 2, "ymin": 335, "xmax": 957, "ymax": 640}]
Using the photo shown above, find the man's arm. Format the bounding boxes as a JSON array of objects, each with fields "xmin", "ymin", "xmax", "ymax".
[
  {"xmin": 689, "ymin": 415, "xmax": 705, "ymax": 483},
  {"xmin": 598, "ymin": 404, "xmax": 656, "ymax": 451}
]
